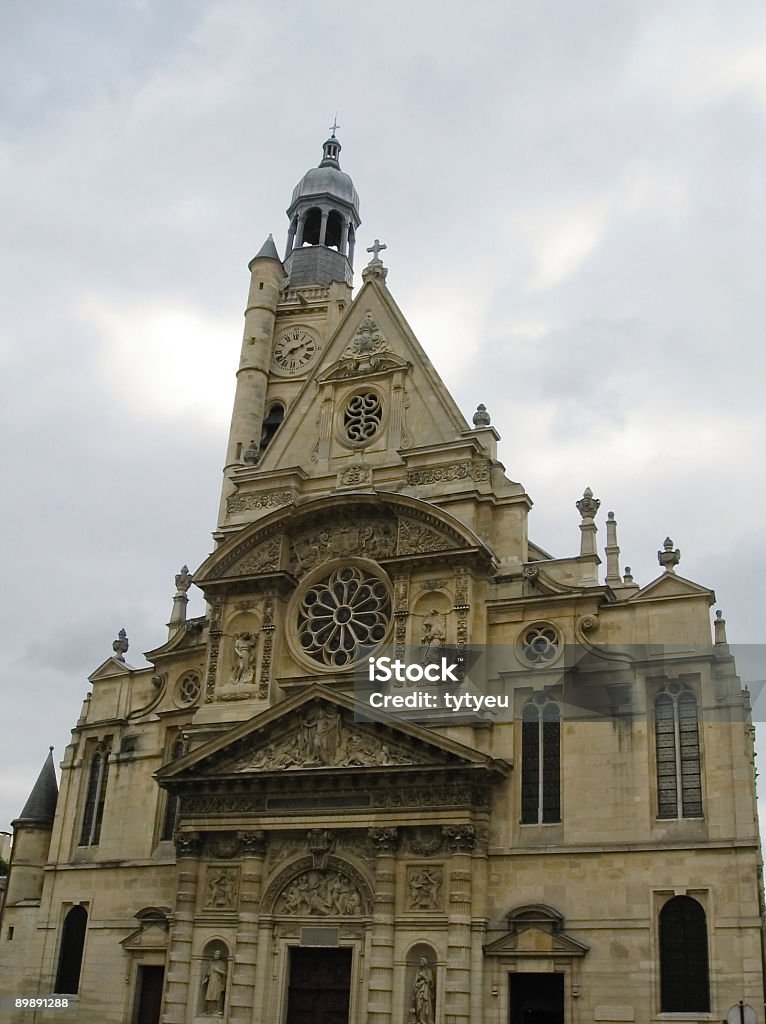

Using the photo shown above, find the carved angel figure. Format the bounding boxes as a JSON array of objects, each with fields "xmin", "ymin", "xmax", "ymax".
[{"xmin": 408, "ymin": 868, "xmax": 441, "ymax": 910}]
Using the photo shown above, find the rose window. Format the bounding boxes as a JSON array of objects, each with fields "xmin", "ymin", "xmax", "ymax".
[
  {"xmin": 521, "ymin": 625, "xmax": 560, "ymax": 666},
  {"xmin": 344, "ymin": 392, "xmax": 383, "ymax": 443},
  {"xmin": 297, "ymin": 565, "xmax": 391, "ymax": 667}
]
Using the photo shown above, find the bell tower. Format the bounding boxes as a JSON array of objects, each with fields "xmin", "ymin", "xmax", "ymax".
[
  {"xmin": 217, "ymin": 132, "xmax": 361, "ymax": 530},
  {"xmin": 283, "ymin": 130, "xmax": 361, "ymax": 287}
]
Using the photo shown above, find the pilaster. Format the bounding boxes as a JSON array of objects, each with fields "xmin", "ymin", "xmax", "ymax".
[
  {"xmin": 367, "ymin": 827, "xmax": 399, "ymax": 1024},
  {"xmin": 162, "ymin": 832, "xmax": 203, "ymax": 1024},
  {"xmin": 228, "ymin": 832, "xmax": 267, "ymax": 1023}
]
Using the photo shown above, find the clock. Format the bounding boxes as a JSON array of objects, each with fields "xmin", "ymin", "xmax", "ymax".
[{"xmin": 272, "ymin": 327, "xmax": 320, "ymax": 376}]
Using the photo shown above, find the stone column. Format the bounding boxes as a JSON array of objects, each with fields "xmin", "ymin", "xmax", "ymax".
[
  {"xmin": 319, "ymin": 211, "xmax": 329, "ymax": 246},
  {"xmin": 161, "ymin": 831, "xmax": 202, "ymax": 1024},
  {"xmin": 469, "ymin": 830, "xmax": 489, "ymax": 1024},
  {"xmin": 228, "ymin": 831, "xmax": 267, "ymax": 1023},
  {"xmin": 443, "ymin": 826, "xmax": 475, "ymax": 1024},
  {"xmin": 295, "ymin": 213, "xmax": 306, "ymax": 248},
  {"xmin": 367, "ymin": 827, "xmax": 398, "ymax": 1024}
]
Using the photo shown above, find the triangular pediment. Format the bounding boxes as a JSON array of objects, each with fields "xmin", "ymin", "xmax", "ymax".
[
  {"xmin": 257, "ymin": 277, "xmax": 471, "ymax": 474},
  {"xmin": 484, "ymin": 904, "xmax": 589, "ymax": 959},
  {"xmin": 157, "ymin": 684, "xmax": 509, "ymax": 783},
  {"xmin": 88, "ymin": 656, "xmax": 135, "ymax": 681},
  {"xmin": 628, "ymin": 572, "xmax": 715, "ymax": 604}
]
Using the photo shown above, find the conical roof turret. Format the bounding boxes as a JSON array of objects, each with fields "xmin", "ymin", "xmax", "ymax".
[{"xmin": 13, "ymin": 748, "xmax": 58, "ymax": 828}]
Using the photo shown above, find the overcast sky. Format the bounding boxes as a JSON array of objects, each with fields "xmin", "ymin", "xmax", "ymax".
[{"xmin": 2, "ymin": 1, "xmax": 765, "ymax": 831}]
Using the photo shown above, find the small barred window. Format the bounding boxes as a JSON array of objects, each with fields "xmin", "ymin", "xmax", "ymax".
[
  {"xmin": 177, "ymin": 673, "xmax": 201, "ymax": 706},
  {"xmin": 521, "ymin": 624, "xmax": 560, "ymax": 666},
  {"xmin": 343, "ymin": 392, "xmax": 383, "ymax": 443},
  {"xmin": 297, "ymin": 564, "xmax": 391, "ymax": 668}
]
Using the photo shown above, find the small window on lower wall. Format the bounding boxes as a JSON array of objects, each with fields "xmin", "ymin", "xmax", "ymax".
[{"xmin": 659, "ymin": 895, "xmax": 710, "ymax": 1012}]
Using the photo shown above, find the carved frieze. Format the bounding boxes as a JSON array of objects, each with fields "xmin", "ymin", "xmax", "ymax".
[
  {"xmin": 397, "ymin": 518, "xmax": 458, "ymax": 556},
  {"xmin": 406, "ymin": 460, "xmax": 490, "ymax": 486},
  {"xmin": 289, "ymin": 520, "xmax": 397, "ymax": 576},
  {"xmin": 226, "ymin": 490, "xmax": 294, "ymax": 515},
  {"xmin": 205, "ymin": 866, "xmax": 239, "ymax": 910},
  {"xmin": 235, "ymin": 711, "xmax": 415, "ymax": 771},
  {"xmin": 230, "ymin": 538, "xmax": 282, "ymax": 576},
  {"xmin": 406, "ymin": 866, "xmax": 444, "ymax": 910},
  {"xmin": 204, "ymin": 599, "xmax": 224, "ymax": 703},
  {"xmin": 259, "ymin": 594, "xmax": 275, "ymax": 700},
  {"xmin": 337, "ymin": 464, "xmax": 372, "ymax": 488},
  {"xmin": 277, "ymin": 869, "xmax": 363, "ymax": 916},
  {"xmin": 404, "ymin": 827, "xmax": 444, "ymax": 857}
]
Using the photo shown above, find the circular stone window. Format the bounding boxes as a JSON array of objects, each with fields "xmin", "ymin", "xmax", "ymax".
[
  {"xmin": 297, "ymin": 563, "xmax": 391, "ymax": 668},
  {"xmin": 520, "ymin": 624, "xmax": 560, "ymax": 666},
  {"xmin": 343, "ymin": 392, "xmax": 383, "ymax": 444},
  {"xmin": 176, "ymin": 672, "xmax": 201, "ymax": 706}
]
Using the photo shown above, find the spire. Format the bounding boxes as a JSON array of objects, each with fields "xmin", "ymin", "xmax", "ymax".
[
  {"xmin": 13, "ymin": 748, "xmax": 58, "ymax": 828},
  {"xmin": 604, "ymin": 511, "xmax": 621, "ymax": 585},
  {"xmin": 575, "ymin": 487, "xmax": 601, "ymax": 586},
  {"xmin": 251, "ymin": 233, "xmax": 281, "ymax": 264}
]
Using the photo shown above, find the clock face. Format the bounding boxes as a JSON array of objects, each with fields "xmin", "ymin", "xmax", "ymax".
[{"xmin": 272, "ymin": 327, "xmax": 319, "ymax": 376}]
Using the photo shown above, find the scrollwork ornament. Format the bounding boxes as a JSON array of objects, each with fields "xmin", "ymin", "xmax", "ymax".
[
  {"xmin": 368, "ymin": 826, "xmax": 399, "ymax": 853},
  {"xmin": 237, "ymin": 830, "xmax": 267, "ymax": 857},
  {"xmin": 442, "ymin": 824, "xmax": 476, "ymax": 853},
  {"xmin": 174, "ymin": 830, "xmax": 202, "ymax": 858}
]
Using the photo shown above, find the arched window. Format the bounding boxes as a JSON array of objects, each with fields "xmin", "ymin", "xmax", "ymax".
[
  {"xmin": 79, "ymin": 745, "xmax": 110, "ymax": 846},
  {"xmin": 160, "ymin": 738, "xmax": 185, "ymax": 842},
  {"xmin": 260, "ymin": 403, "xmax": 285, "ymax": 453},
  {"xmin": 655, "ymin": 690, "xmax": 702, "ymax": 819},
  {"xmin": 521, "ymin": 701, "xmax": 560, "ymax": 824},
  {"xmin": 54, "ymin": 905, "xmax": 87, "ymax": 993},
  {"xmin": 325, "ymin": 210, "xmax": 343, "ymax": 249},
  {"xmin": 302, "ymin": 208, "xmax": 322, "ymax": 246},
  {"xmin": 659, "ymin": 895, "xmax": 710, "ymax": 1011}
]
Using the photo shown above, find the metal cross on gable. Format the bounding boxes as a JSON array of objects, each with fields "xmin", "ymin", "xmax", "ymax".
[{"xmin": 366, "ymin": 238, "xmax": 387, "ymax": 260}]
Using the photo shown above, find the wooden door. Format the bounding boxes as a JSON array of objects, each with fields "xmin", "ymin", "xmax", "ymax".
[{"xmin": 286, "ymin": 947, "xmax": 352, "ymax": 1024}]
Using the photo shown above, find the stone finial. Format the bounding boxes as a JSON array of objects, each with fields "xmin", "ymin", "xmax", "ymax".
[
  {"xmin": 623, "ymin": 566, "xmax": 634, "ymax": 584},
  {"xmin": 175, "ymin": 565, "xmax": 192, "ymax": 596},
  {"xmin": 472, "ymin": 403, "xmax": 491, "ymax": 427},
  {"xmin": 604, "ymin": 510, "xmax": 621, "ymax": 585},
  {"xmin": 112, "ymin": 628, "xmax": 129, "ymax": 661},
  {"xmin": 576, "ymin": 487, "xmax": 600, "ymax": 520},
  {"xmin": 362, "ymin": 238, "xmax": 388, "ymax": 283},
  {"xmin": 243, "ymin": 440, "xmax": 260, "ymax": 466},
  {"xmin": 714, "ymin": 609, "xmax": 728, "ymax": 645},
  {"xmin": 658, "ymin": 537, "xmax": 681, "ymax": 573}
]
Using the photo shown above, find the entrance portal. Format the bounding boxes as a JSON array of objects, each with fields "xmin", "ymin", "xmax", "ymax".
[
  {"xmin": 286, "ymin": 947, "xmax": 352, "ymax": 1024},
  {"xmin": 509, "ymin": 971, "xmax": 565, "ymax": 1024},
  {"xmin": 134, "ymin": 965, "xmax": 165, "ymax": 1024}
]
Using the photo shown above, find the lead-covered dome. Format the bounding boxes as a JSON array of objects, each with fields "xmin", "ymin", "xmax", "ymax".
[{"xmin": 283, "ymin": 134, "xmax": 362, "ymax": 287}]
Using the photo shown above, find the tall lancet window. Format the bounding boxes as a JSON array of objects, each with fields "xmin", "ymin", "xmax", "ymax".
[
  {"xmin": 655, "ymin": 690, "xmax": 702, "ymax": 819},
  {"xmin": 79, "ymin": 743, "xmax": 110, "ymax": 846},
  {"xmin": 521, "ymin": 700, "xmax": 561, "ymax": 824}
]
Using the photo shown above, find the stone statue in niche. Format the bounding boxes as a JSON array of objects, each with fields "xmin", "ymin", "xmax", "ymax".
[
  {"xmin": 202, "ymin": 950, "xmax": 228, "ymax": 1015},
  {"xmin": 407, "ymin": 867, "xmax": 442, "ymax": 910},
  {"xmin": 206, "ymin": 868, "xmax": 238, "ymax": 909},
  {"xmin": 278, "ymin": 869, "xmax": 363, "ymax": 916},
  {"xmin": 229, "ymin": 632, "xmax": 257, "ymax": 685},
  {"xmin": 411, "ymin": 958, "xmax": 436, "ymax": 1024},
  {"xmin": 420, "ymin": 609, "xmax": 446, "ymax": 666}
]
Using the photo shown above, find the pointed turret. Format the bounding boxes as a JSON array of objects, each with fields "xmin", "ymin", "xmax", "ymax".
[
  {"xmin": 13, "ymin": 748, "xmax": 58, "ymax": 828},
  {"xmin": 5, "ymin": 749, "xmax": 58, "ymax": 906},
  {"xmin": 253, "ymin": 233, "xmax": 281, "ymax": 263}
]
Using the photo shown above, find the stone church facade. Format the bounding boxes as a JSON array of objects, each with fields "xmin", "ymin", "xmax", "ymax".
[{"xmin": 1, "ymin": 134, "xmax": 763, "ymax": 1024}]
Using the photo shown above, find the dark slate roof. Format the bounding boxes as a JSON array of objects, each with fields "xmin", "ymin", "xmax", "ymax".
[
  {"xmin": 14, "ymin": 748, "xmax": 58, "ymax": 828},
  {"xmin": 252, "ymin": 233, "xmax": 281, "ymax": 263}
]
